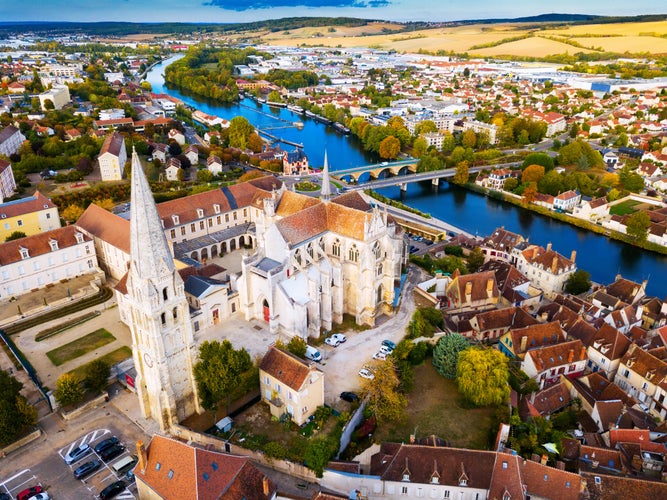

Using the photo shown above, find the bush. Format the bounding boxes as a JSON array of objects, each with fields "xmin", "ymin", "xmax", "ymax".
[
  {"xmin": 54, "ymin": 373, "xmax": 84, "ymax": 407},
  {"xmin": 408, "ymin": 341, "xmax": 432, "ymax": 365},
  {"xmin": 84, "ymin": 359, "xmax": 111, "ymax": 393}
]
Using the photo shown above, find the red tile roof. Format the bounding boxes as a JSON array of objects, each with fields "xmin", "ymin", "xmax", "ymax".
[
  {"xmin": 75, "ymin": 203, "xmax": 130, "ymax": 254},
  {"xmin": 259, "ymin": 346, "xmax": 319, "ymax": 392},
  {"xmin": 0, "ymin": 225, "xmax": 90, "ymax": 265},
  {"xmin": 0, "ymin": 191, "xmax": 56, "ymax": 219}
]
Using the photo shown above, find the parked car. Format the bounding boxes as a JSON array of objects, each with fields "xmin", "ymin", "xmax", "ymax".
[
  {"xmin": 125, "ymin": 469, "xmax": 135, "ymax": 482},
  {"xmin": 304, "ymin": 346, "xmax": 322, "ymax": 362},
  {"xmin": 330, "ymin": 333, "xmax": 347, "ymax": 344},
  {"xmin": 381, "ymin": 340, "xmax": 396, "ymax": 350},
  {"xmin": 373, "ymin": 351, "xmax": 387, "ymax": 361},
  {"xmin": 379, "ymin": 345, "xmax": 393, "ymax": 355},
  {"xmin": 358, "ymin": 368, "xmax": 375, "ymax": 380},
  {"xmin": 340, "ymin": 391, "xmax": 359, "ymax": 402},
  {"xmin": 94, "ymin": 436, "xmax": 120, "ymax": 454},
  {"xmin": 74, "ymin": 459, "xmax": 102, "ymax": 479},
  {"xmin": 29, "ymin": 495, "xmax": 50, "ymax": 500},
  {"xmin": 324, "ymin": 337, "xmax": 340, "ymax": 347},
  {"xmin": 98, "ymin": 480, "xmax": 125, "ymax": 500},
  {"xmin": 99, "ymin": 443, "xmax": 125, "ymax": 462},
  {"xmin": 16, "ymin": 486, "xmax": 43, "ymax": 500},
  {"xmin": 65, "ymin": 443, "xmax": 92, "ymax": 465},
  {"xmin": 0, "ymin": 492, "xmax": 9, "ymax": 500}
]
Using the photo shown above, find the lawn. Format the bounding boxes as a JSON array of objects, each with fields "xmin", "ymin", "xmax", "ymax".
[
  {"xmin": 67, "ymin": 346, "xmax": 132, "ymax": 380},
  {"xmin": 374, "ymin": 362, "xmax": 497, "ymax": 450},
  {"xmin": 609, "ymin": 199, "xmax": 639, "ymax": 216},
  {"xmin": 46, "ymin": 328, "xmax": 116, "ymax": 366}
]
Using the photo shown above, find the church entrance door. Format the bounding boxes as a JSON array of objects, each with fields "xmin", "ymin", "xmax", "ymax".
[
  {"xmin": 263, "ymin": 299, "xmax": 270, "ymax": 322},
  {"xmin": 212, "ymin": 309, "xmax": 219, "ymax": 324}
]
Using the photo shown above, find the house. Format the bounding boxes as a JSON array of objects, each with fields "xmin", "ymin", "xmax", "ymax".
[
  {"xmin": 259, "ymin": 346, "xmax": 324, "ymax": 425},
  {"xmin": 603, "ymin": 150, "xmax": 619, "ymax": 169},
  {"xmin": 601, "ymin": 304, "xmax": 643, "ymax": 335},
  {"xmin": 444, "ymin": 270, "xmax": 500, "ymax": 313},
  {"xmin": 480, "ymin": 226, "xmax": 524, "ymax": 262},
  {"xmin": 168, "ymin": 128, "xmax": 185, "ymax": 146},
  {"xmin": 521, "ymin": 339, "xmax": 588, "ymax": 388},
  {"xmin": 600, "ymin": 274, "xmax": 648, "ymax": 306},
  {"xmin": 465, "ymin": 306, "xmax": 537, "ymax": 343},
  {"xmin": 133, "ymin": 435, "xmax": 277, "ymax": 500},
  {"xmin": 0, "ymin": 125, "xmax": 26, "ymax": 157},
  {"xmin": 515, "ymin": 244, "xmax": 577, "ymax": 298},
  {"xmin": 615, "ymin": 344, "xmax": 667, "ymax": 414},
  {"xmin": 185, "ymin": 145, "xmax": 198, "ymax": 166},
  {"xmin": 0, "ymin": 159, "xmax": 17, "ymax": 203},
  {"xmin": 7, "ymin": 81, "xmax": 25, "ymax": 94},
  {"xmin": 553, "ymin": 190, "xmax": 581, "ymax": 213},
  {"xmin": 498, "ymin": 321, "xmax": 566, "ymax": 359},
  {"xmin": 573, "ymin": 196, "xmax": 608, "ymax": 220},
  {"xmin": 151, "ymin": 143, "xmax": 168, "ymax": 163},
  {"xmin": 182, "ymin": 267, "xmax": 240, "ymax": 332},
  {"xmin": 97, "ymin": 132, "xmax": 127, "ymax": 181},
  {"xmin": 165, "ymin": 158, "xmax": 182, "ymax": 181},
  {"xmin": 486, "ymin": 169, "xmax": 513, "ymax": 191},
  {"xmin": 0, "ymin": 225, "xmax": 102, "ymax": 300},
  {"xmin": 563, "ymin": 372, "xmax": 634, "ymax": 416},
  {"xmin": 282, "ymin": 148, "xmax": 309, "ymax": 176},
  {"xmin": 586, "ymin": 323, "xmax": 632, "ymax": 379},
  {"xmin": 0, "ymin": 191, "xmax": 60, "ymax": 242},
  {"xmin": 479, "ymin": 260, "xmax": 542, "ymax": 308},
  {"xmin": 206, "ymin": 155, "xmax": 223, "ymax": 176},
  {"xmin": 521, "ymin": 381, "xmax": 572, "ymax": 419}
]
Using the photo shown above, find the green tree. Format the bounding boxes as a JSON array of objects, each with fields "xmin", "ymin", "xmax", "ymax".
[
  {"xmin": 522, "ymin": 152, "xmax": 554, "ymax": 172},
  {"xmin": 83, "ymin": 359, "xmax": 111, "ymax": 393},
  {"xmin": 626, "ymin": 211, "xmax": 651, "ymax": 242},
  {"xmin": 415, "ymin": 120, "xmax": 437, "ymax": 135},
  {"xmin": 461, "ymin": 129, "xmax": 477, "ymax": 149},
  {"xmin": 457, "ymin": 347, "xmax": 509, "ymax": 406},
  {"xmin": 54, "ymin": 373, "xmax": 84, "ymax": 407},
  {"xmin": 5, "ymin": 231, "xmax": 26, "ymax": 242},
  {"xmin": 452, "ymin": 160, "xmax": 469, "ymax": 185},
  {"xmin": 193, "ymin": 340, "xmax": 254, "ymax": 412},
  {"xmin": 619, "ymin": 166, "xmax": 645, "ymax": 193},
  {"xmin": 538, "ymin": 170, "xmax": 564, "ymax": 196},
  {"xmin": 304, "ymin": 437, "xmax": 337, "ymax": 477},
  {"xmin": 361, "ymin": 358, "xmax": 407, "ymax": 424},
  {"xmin": 287, "ymin": 336, "xmax": 307, "ymax": 358},
  {"xmin": 466, "ymin": 246, "xmax": 485, "ymax": 273},
  {"xmin": 247, "ymin": 132, "xmax": 264, "ymax": 153},
  {"xmin": 503, "ymin": 178, "xmax": 519, "ymax": 192},
  {"xmin": 197, "ymin": 169, "xmax": 213, "ymax": 182},
  {"xmin": 228, "ymin": 116, "xmax": 254, "ymax": 150},
  {"xmin": 432, "ymin": 334, "xmax": 470, "ymax": 379},
  {"xmin": 441, "ymin": 132, "xmax": 455, "ymax": 154},
  {"xmin": 412, "ymin": 136, "xmax": 428, "ymax": 158},
  {"xmin": 565, "ymin": 269, "xmax": 592, "ymax": 295},
  {"xmin": 0, "ymin": 370, "xmax": 37, "ymax": 446},
  {"xmin": 379, "ymin": 136, "xmax": 401, "ymax": 160}
]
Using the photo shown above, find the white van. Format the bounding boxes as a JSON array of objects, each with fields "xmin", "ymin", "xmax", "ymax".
[
  {"xmin": 305, "ymin": 346, "xmax": 322, "ymax": 362},
  {"xmin": 111, "ymin": 455, "xmax": 138, "ymax": 475}
]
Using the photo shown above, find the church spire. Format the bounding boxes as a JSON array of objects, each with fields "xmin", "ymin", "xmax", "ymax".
[
  {"xmin": 320, "ymin": 149, "xmax": 332, "ymax": 201},
  {"xmin": 129, "ymin": 147, "xmax": 174, "ymax": 279}
]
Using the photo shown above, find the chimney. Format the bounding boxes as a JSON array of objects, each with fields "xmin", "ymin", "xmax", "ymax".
[
  {"xmin": 465, "ymin": 281, "xmax": 472, "ymax": 299},
  {"xmin": 540, "ymin": 454, "xmax": 548, "ymax": 465},
  {"xmin": 137, "ymin": 441, "xmax": 148, "ymax": 473},
  {"xmin": 570, "ymin": 250, "xmax": 577, "ymax": 263},
  {"xmin": 487, "ymin": 278, "xmax": 494, "ymax": 297},
  {"xmin": 546, "ymin": 242, "xmax": 552, "ymax": 252},
  {"xmin": 521, "ymin": 336, "xmax": 528, "ymax": 352},
  {"xmin": 262, "ymin": 476, "xmax": 270, "ymax": 496},
  {"xmin": 580, "ymin": 346, "xmax": 586, "ymax": 360},
  {"xmin": 410, "ymin": 434, "xmax": 415, "ymax": 444},
  {"xmin": 532, "ymin": 246, "xmax": 539, "ymax": 259},
  {"xmin": 568, "ymin": 348, "xmax": 574, "ymax": 363},
  {"xmin": 551, "ymin": 256, "xmax": 558, "ymax": 274}
]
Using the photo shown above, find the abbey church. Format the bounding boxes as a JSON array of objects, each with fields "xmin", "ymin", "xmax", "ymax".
[{"xmin": 110, "ymin": 150, "xmax": 406, "ymax": 429}]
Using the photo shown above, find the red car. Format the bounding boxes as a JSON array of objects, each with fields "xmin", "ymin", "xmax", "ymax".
[{"xmin": 16, "ymin": 485, "xmax": 43, "ymax": 500}]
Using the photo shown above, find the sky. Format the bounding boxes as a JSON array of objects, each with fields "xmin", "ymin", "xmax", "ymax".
[{"xmin": 1, "ymin": 0, "xmax": 666, "ymax": 24}]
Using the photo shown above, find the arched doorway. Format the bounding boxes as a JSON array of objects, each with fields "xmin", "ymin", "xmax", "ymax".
[
  {"xmin": 230, "ymin": 239, "xmax": 237, "ymax": 251},
  {"xmin": 190, "ymin": 251, "xmax": 199, "ymax": 261},
  {"xmin": 262, "ymin": 299, "xmax": 270, "ymax": 322},
  {"xmin": 211, "ymin": 245, "xmax": 218, "ymax": 258},
  {"xmin": 377, "ymin": 284, "xmax": 383, "ymax": 304},
  {"xmin": 221, "ymin": 242, "xmax": 227, "ymax": 255},
  {"xmin": 201, "ymin": 247, "xmax": 209, "ymax": 261}
]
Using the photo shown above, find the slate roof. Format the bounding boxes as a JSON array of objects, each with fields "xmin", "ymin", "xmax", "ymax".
[
  {"xmin": 76, "ymin": 203, "xmax": 130, "ymax": 253},
  {"xmin": 0, "ymin": 125, "xmax": 21, "ymax": 144},
  {"xmin": 183, "ymin": 275, "xmax": 227, "ymax": 299}
]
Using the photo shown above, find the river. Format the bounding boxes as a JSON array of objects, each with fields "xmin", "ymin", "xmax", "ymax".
[{"xmin": 145, "ymin": 57, "xmax": 667, "ymax": 297}]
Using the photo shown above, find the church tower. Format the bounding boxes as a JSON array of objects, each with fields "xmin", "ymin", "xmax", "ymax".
[
  {"xmin": 126, "ymin": 149, "xmax": 200, "ymax": 431},
  {"xmin": 320, "ymin": 150, "xmax": 332, "ymax": 201}
]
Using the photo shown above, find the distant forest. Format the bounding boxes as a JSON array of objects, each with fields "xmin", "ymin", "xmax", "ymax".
[{"xmin": 0, "ymin": 13, "xmax": 666, "ymax": 37}]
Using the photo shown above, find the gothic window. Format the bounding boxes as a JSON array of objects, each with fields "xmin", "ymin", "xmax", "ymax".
[
  {"xmin": 332, "ymin": 239, "xmax": 341, "ymax": 258},
  {"xmin": 173, "ymin": 307, "xmax": 178, "ymax": 320},
  {"xmin": 307, "ymin": 243, "xmax": 314, "ymax": 259},
  {"xmin": 348, "ymin": 244, "xmax": 359, "ymax": 263},
  {"xmin": 373, "ymin": 241, "xmax": 381, "ymax": 260},
  {"xmin": 377, "ymin": 262, "xmax": 383, "ymax": 276},
  {"xmin": 163, "ymin": 288, "xmax": 168, "ymax": 301},
  {"xmin": 295, "ymin": 250, "xmax": 302, "ymax": 265},
  {"xmin": 161, "ymin": 312, "xmax": 166, "ymax": 326}
]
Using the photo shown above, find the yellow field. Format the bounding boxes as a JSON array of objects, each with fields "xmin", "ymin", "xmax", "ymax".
[
  {"xmin": 472, "ymin": 36, "xmax": 594, "ymax": 58},
  {"xmin": 570, "ymin": 35, "xmax": 667, "ymax": 53},
  {"xmin": 539, "ymin": 20, "xmax": 667, "ymax": 37}
]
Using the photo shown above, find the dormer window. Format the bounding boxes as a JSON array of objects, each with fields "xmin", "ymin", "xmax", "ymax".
[
  {"xmin": 20, "ymin": 247, "xmax": 29, "ymax": 259},
  {"xmin": 49, "ymin": 239, "xmax": 58, "ymax": 251},
  {"xmin": 197, "ymin": 208, "xmax": 204, "ymax": 218},
  {"xmin": 627, "ymin": 358, "xmax": 636, "ymax": 368},
  {"xmin": 74, "ymin": 232, "xmax": 84, "ymax": 244},
  {"xmin": 214, "ymin": 204, "xmax": 220, "ymax": 214},
  {"xmin": 172, "ymin": 214, "xmax": 179, "ymax": 225},
  {"xmin": 402, "ymin": 472, "xmax": 410, "ymax": 482}
]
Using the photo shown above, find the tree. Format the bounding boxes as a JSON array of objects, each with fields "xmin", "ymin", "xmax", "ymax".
[
  {"xmin": 247, "ymin": 132, "xmax": 264, "ymax": 153},
  {"xmin": 193, "ymin": 340, "xmax": 254, "ymax": 411},
  {"xmin": 287, "ymin": 336, "xmax": 307, "ymax": 358},
  {"xmin": 441, "ymin": 132, "xmax": 455, "ymax": 153},
  {"xmin": 5, "ymin": 231, "xmax": 26, "ymax": 242},
  {"xmin": 304, "ymin": 437, "xmax": 337, "ymax": 477},
  {"xmin": 522, "ymin": 184, "xmax": 538, "ymax": 204},
  {"xmin": 412, "ymin": 136, "xmax": 428, "ymax": 158},
  {"xmin": 619, "ymin": 166, "xmax": 645, "ymax": 193},
  {"xmin": 452, "ymin": 160, "xmax": 469, "ymax": 185},
  {"xmin": 379, "ymin": 136, "xmax": 401, "ymax": 160},
  {"xmin": 467, "ymin": 247, "xmax": 485, "ymax": 273},
  {"xmin": 361, "ymin": 358, "xmax": 407, "ymax": 424},
  {"xmin": 457, "ymin": 347, "xmax": 509, "ymax": 406},
  {"xmin": 522, "ymin": 164, "xmax": 545, "ymax": 184},
  {"xmin": 461, "ymin": 129, "xmax": 477, "ymax": 149},
  {"xmin": 522, "ymin": 152, "xmax": 554, "ymax": 172},
  {"xmin": 228, "ymin": 116, "xmax": 254, "ymax": 150},
  {"xmin": 54, "ymin": 373, "xmax": 84, "ymax": 407},
  {"xmin": 84, "ymin": 359, "xmax": 111, "ymax": 393},
  {"xmin": 626, "ymin": 211, "xmax": 651, "ymax": 242},
  {"xmin": 503, "ymin": 178, "xmax": 519, "ymax": 192},
  {"xmin": 0, "ymin": 370, "xmax": 36, "ymax": 446},
  {"xmin": 432, "ymin": 334, "xmax": 470, "ymax": 379},
  {"xmin": 415, "ymin": 120, "xmax": 437, "ymax": 135},
  {"xmin": 565, "ymin": 269, "xmax": 592, "ymax": 295},
  {"xmin": 197, "ymin": 169, "xmax": 213, "ymax": 182}
]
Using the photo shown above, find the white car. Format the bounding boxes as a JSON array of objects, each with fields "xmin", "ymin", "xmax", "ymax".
[
  {"xmin": 358, "ymin": 368, "xmax": 375, "ymax": 380},
  {"xmin": 31, "ymin": 494, "xmax": 51, "ymax": 500},
  {"xmin": 325, "ymin": 337, "xmax": 340, "ymax": 347},
  {"xmin": 330, "ymin": 333, "xmax": 347, "ymax": 344},
  {"xmin": 64, "ymin": 443, "xmax": 91, "ymax": 465},
  {"xmin": 380, "ymin": 345, "xmax": 394, "ymax": 355},
  {"xmin": 373, "ymin": 351, "xmax": 387, "ymax": 361}
]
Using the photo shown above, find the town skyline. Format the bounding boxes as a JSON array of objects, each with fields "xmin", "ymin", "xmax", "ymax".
[{"xmin": 1, "ymin": 0, "xmax": 666, "ymax": 24}]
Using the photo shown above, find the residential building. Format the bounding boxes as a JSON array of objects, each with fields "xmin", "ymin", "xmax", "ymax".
[
  {"xmin": 282, "ymin": 148, "xmax": 309, "ymax": 176},
  {"xmin": 444, "ymin": 270, "xmax": 500, "ymax": 313},
  {"xmin": 168, "ymin": 128, "xmax": 185, "ymax": 146},
  {"xmin": 185, "ymin": 146, "xmax": 198, "ymax": 166},
  {"xmin": 586, "ymin": 323, "xmax": 632, "ymax": 380},
  {"xmin": 206, "ymin": 155, "xmax": 223, "ymax": 175},
  {"xmin": 181, "ymin": 266, "xmax": 240, "ymax": 331},
  {"xmin": 498, "ymin": 321, "xmax": 566, "ymax": 359},
  {"xmin": 516, "ymin": 244, "xmax": 577, "ymax": 298},
  {"xmin": 421, "ymin": 132, "xmax": 444, "ymax": 149},
  {"xmin": 98, "ymin": 108, "xmax": 125, "ymax": 121},
  {"xmin": 521, "ymin": 339, "xmax": 588, "ymax": 388},
  {"xmin": 0, "ymin": 192, "xmax": 60, "ymax": 242},
  {"xmin": 98, "ymin": 132, "xmax": 127, "ymax": 181},
  {"xmin": 462, "ymin": 120, "xmax": 498, "ymax": 144},
  {"xmin": 486, "ymin": 169, "xmax": 513, "ymax": 191},
  {"xmin": 553, "ymin": 190, "xmax": 581, "ymax": 212},
  {"xmin": 480, "ymin": 226, "xmax": 524, "ymax": 262},
  {"xmin": 0, "ymin": 225, "xmax": 101, "ymax": 299},
  {"xmin": 151, "ymin": 143, "xmax": 168, "ymax": 163},
  {"xmin": 615, "ymin": 343, "xmax": 667, "ymax": 412},
  {"xmin": 479, "ymin": 259, "xmax": 543, "ymax": 308},
  {"xmin": 0, "ymin": 125, "xmax": 26, "ymax": 157},
  {"xmin": 165, "ymin": 158, "xmax": 182, "ymax": 181},
  {"xmin": 38, "ymin": 84, "xmax": 70, "ymax": 111},
  {"xmin": 259, "ymin": 346, "xmax": 324, "ymax": 425},
  {"xmin": 0, "ymin": 159, "xmax": 17, "ymax": 203},
  {"xmin": 133, "ymin": 435, "xmax": 276, "ymax": 500}
]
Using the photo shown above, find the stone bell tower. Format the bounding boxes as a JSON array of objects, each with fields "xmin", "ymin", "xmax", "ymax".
[{"xmin": 125, "ymin": 148, "xmax": 200, "ymax": 431}]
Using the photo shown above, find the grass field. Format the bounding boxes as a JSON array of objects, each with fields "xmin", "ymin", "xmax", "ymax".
[
  {"xmin": 67, "ymin": 346, "xmax": 132, "ymax": 380},
  {"xmin": 609, "ymin": 199, "xmax": 640, "ymax": 216},
  {"xmin": 374, "ymin": 362, "xmax": 497, "ymax": 449},
  {"xmin": 46, "ymin": 328, "xmax": 116, "ymax": 366}
]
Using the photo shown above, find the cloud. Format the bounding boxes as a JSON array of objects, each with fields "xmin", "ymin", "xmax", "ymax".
[{"xmin": 204, "ymin": 0, "xmax": 391, "ymax": 11}]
